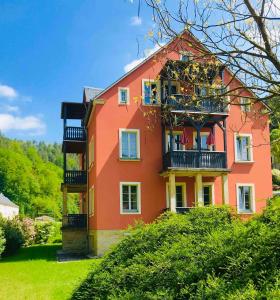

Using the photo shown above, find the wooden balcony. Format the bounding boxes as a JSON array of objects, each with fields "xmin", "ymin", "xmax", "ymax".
[
  {"xmin": 62, "ymin": 126, "xmax": 86, "ymax": 153},
  {"xmin": 163, "ymin": 150, "xmax": 227, "ymax": 170},
  {"xmin": 62, "ymin": 214, "xmax": 87, "ymax": 229},
  {"xmin": 64, "ymin": 170, "xmax": 87, "ymax": 185},
  {"xmin": 163, "ymin": 95, "xmax": 226, "ymax": 113}
]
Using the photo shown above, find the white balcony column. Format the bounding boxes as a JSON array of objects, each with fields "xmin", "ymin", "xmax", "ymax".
[
  {"xmin": 195, "ymin": 174, "xmax": 203, "ymax": 206},
  {"xmin": 222, "ymin": 174, "xmax": 229, "ymax": 205},
  {"xmin": 62, "ymin": 186, "xmax": 68, "ymax": 225},
  {"xmin": 169, "ymin": 173, "xmax": 176, "ymax": 212}
]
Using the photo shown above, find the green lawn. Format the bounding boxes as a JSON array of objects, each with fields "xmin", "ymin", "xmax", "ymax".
[{"xmin": 0, "ymin": 244, "xmax": 97, "ymax": 300}]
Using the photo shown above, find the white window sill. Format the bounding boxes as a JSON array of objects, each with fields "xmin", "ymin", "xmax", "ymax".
[
  {"xmin": 142, "ymin": 103, "xmax": 161, "ymax": 107},
  {"xmin": 119, "ymin": 158, "xmax": 141, "ymax": 162},
  {"xmin": 120, "ymin": 211, "xmax": 141, "ymax": 215},
  {"xmin": 238, "ymin": 211, "xmax": 254, "ymax": 215},
  {"xmin": 118, "ymin": 102, "xmax": 129, "ymax": 106},
  {"xmin": 234, "ymin": 160, "xmax": 254, "ymax": 164}
]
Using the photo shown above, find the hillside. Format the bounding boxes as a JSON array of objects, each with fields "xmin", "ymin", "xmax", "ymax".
[
  {"xmin": 72, "ymin": 202, "xmax": 280, "ymax": 299},
  {"xmin": 0, "ymin": 134, "xmax": 78, "ymax": 218}
]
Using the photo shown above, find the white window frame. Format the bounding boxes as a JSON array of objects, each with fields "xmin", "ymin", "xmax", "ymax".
[
  {"xmin": 89, "ymin": 185, "xmax": 94, "ymax": 216},
  {"xmin": 120, "ymin": 182, "xmax": 141, "ymax": 214},
  {"xmin": 240, "ymin": 97, "xmax": 251, "ymax": 112},
  {"xmin": 202, "ymin": 182, "xmax": 215, "ymax": 206},
  {"xmin": 142, "ymin": 79, "xmax": 160, "ymax": 106},
  {"xmin": 234, "ymin": 133, "xmax": 254, "ymax": 163},
  {"xmin": 88, "ymin": 136, "xmax": 94, "ymax": 167},
  {"xmin": 165, "ymin": 130, "xmax": 186, "ymax": 152},
  {"xmin": 118, "ymin": 87, "xmax": 130, "ymax": 105},
  {"xmin": 179, "ymin": 51, "xmax": 192, "ymax": 62},
  {"xmin": 193, "ymin": 132, "xmax": 210, "ymax": 150},
  {"xmin": 166, "ymin": 182, "xmax": 187, "ymax": 208},
  {"xmin": 236, "ymin": 183, "xmax": 255, "ymax": 214},
  {"xmin": 119, "ymin": 129, "xmax": 140, "ymax": 160}
]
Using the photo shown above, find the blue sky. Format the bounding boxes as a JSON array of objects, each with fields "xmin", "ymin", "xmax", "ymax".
[{"xmin": 0, "ymin": 0, "xmax": 156, "ymax": 142}]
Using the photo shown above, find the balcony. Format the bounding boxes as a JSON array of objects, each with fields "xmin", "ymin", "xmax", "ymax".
[
  {"xmin": 62, "ymin": 126, "xmax": 86, "ymax": 153},
  {"xmin": 62, "ymin": 214, "xmax": 87, "ymax": 229},
  {"xmin": 64, "ymin": 170, "xmax": 87, "ymax": 185},
  {"xmin": 163, "ymin": 94, "xmax": 226, "ymax": 113},
  {"xmin": 163, "ymin": 150, "xmax": 227, "ymax": 170},
  {"xmin": 64, "ymin": 126, "xmax": 86, "ymax": 141}
]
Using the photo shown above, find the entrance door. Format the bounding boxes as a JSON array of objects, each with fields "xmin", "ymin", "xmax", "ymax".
[{"xmin": 203, "ymin": 185, "xmax": 212, "ymax": 206}]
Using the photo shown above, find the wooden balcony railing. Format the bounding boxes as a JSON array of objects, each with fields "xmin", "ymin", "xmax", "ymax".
[
  {"xmin": 64, "ymin": 170, "xmax": 87, "ymax": 185},
  {"xmin": 63, "ymin": 214, "xmax": 87, "ymax": 228},
  {"xmin": 64, "ymin": 126, "xmax": 86, "ymax": 141},
  {"xmin": 163, "ymin": 150, "xmax": 227, "ymax": 169},
  {"xmin": 164, "ymin": 94, "xmax": 226, "ymax": 113}
]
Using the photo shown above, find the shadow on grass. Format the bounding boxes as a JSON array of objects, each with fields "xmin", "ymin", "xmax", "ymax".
[{"xmin": 0, "ymin": 244, "xmax": 61, "ymax": 263}]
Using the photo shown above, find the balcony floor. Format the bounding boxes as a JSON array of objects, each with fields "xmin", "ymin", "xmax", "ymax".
[{"xmin": 61, "ymin": 183, "xmax": 87, "ymax": 193}]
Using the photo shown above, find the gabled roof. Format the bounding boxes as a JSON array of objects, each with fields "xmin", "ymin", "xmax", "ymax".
[
  {"xmin": 0, "ymin": 193, "xmax": 18, "ymax": 208},
  {"xmin": 83, "ymin": 87, "xmax": 104, "ymax": 103},
  {"xmin": 91, "ymin": 30, "xmax": 271, "ymax": 111}
]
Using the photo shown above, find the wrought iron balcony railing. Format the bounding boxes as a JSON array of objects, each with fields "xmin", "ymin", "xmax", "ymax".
[{"xmin": 163, "ymin": 150, "xmax": 227, "ymax": 170}]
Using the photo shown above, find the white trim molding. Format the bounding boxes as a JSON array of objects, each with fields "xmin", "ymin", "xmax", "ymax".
[
  {"xmin": 236, "ymin": 183, "xmax": 256, "ymax": 214},
  {"xmin": 118, "ymin": 87, "xmax": 130, "ymax": 105},
  {"xmin": 119, "ymin": 128, "xmax": 140, "ymax": 160},
  {"xmin": 234, "ymin": 132, "xmax": 254, "ymax": 163},
  {"xmin": 120, "ymin": 182, "xmax": 141, "ymax": 214}
]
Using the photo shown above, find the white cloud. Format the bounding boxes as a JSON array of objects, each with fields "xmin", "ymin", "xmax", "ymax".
[
  {"xmin": 0, "ymin": 114, "xmax": 46, "ymax": 136},
  {"xmin": 2, "ymin": 105, "xmax": 20, "ymax": 113},
  {"xmin": 124, "ymin": 44, "xmax": 162, "ymax": 73},
  {"xmin": 0, "ymin": 84, "xmax": 17, "ymax": 99},
  {"xmin": 130, "ymin": 16, "xmax": 142, "ymax": 26}
]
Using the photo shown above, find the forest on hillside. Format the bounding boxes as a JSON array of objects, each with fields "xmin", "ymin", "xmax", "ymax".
[{"xmin": 0, "ymin": 134, "xmax": 79, "ymax": 219}]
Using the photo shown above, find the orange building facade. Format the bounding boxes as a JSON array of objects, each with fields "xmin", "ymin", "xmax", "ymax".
[{"xmin": 61, "ymin": 35, "xmax": 273, "ymax": 256}]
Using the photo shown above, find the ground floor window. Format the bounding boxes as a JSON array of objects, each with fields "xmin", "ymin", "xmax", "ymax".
[
  {"xmin": 120, "ymin": 182, "xmax": 141, "ymax": 214},
  {"xmin": 166, "ymin": 183, "xmax": 186, "ymax": 208},
  {"xmin": 237, "ymin": 184, "xmax": 255, "ymax": 213},
  {"xmin": 203, "ymin": 185, "xmax": 212, "ymax": 206}
]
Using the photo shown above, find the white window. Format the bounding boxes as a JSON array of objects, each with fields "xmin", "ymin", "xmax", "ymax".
[
  {"xmin": 166, "ymin": 182, "xmax": 187, "ymax": 208},
  {"xmin": 234, "ymin": 133, "xmax": 253, "ymax": 162},
  {"xmin": 236, "ymin": 184, "xmax": 255, "ymax": 213},
  {"xmin": 88, "ymin": 137, "xmax": 94, "ymax": 167},
  {"xmin": 89, "ymin": 186, "xmax": 94, "ymax": 215},
  {"xmin": 142, "ymin": 79, "xmax": 159, "ymax": 105},
  {"xmin": 240, "ymin": 98, "xmax": 251, "ymax": 112},
  {"xmin": 119, "ymin": 129, "xmax": 140, "ymax": 159},
  {"xmin": 202, "ymin": 183, "xmax": 215, "ymax": 206},
  {"xmin": 166, "ymin": 131, "xmax": 185, "ymax": 152},
  {"xmin": 120, "ymin": 182, "xmax": 141, "ymax": 214},
  {"xmin": 118, "ymin": 87, "xmax": 129, "ymax": 105},
  {"xmin": 193, "ymin": 132, "xmax": 210, "ymax": 150}
]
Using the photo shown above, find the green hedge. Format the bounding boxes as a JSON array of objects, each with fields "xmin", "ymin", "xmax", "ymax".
[{"xmin": 72, "ymin": 202, "xmax": 280, "ymax": 299}]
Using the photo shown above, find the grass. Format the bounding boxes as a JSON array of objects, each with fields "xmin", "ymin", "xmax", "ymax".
[{"xmin": 0, "ymin": 244, "xmax": 97, "ymax": 300}]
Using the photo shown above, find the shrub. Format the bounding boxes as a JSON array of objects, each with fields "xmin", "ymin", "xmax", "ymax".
[
  {"xmin": 0, "ymin": 217, "xmax": 24, "ymax": 256},
  {"xmin": 47, "ymin": 221, "xmax": 62, "ymax": 244},
  {"xmin": 72, "ymin": 205, "xmax": 280, "ymax": 299},
  {"xmin": 272, "ymin": 169, "xmax": 280, "ymax": 185},
  {"xmin": 21, "ymin": 217, "xmax": 36, "ymax": 246},
  {"xmin": 34, "ymin": 221, "xmax": 54, "ymax": 244},
  {"xmin": 0, "ymin": 227, "xmax": 5, "ymax": 258}
]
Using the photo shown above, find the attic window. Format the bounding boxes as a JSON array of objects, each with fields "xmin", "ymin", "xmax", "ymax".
[{"xmin": 180, "ymin": 51, "xmax": 192, "ymax": 62}]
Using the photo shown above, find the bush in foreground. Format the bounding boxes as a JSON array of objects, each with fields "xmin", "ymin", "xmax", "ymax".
[
  {"xmin": 72, "ymin": 204, "xmax": 280, "ymax": 299},
  {"xmin": 0, "ymin": 227, "xmax": 5, "ymax": 258},
  {"xmin": 0, "ymin": 217, "xmax": 24, "ymax": 256}
]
